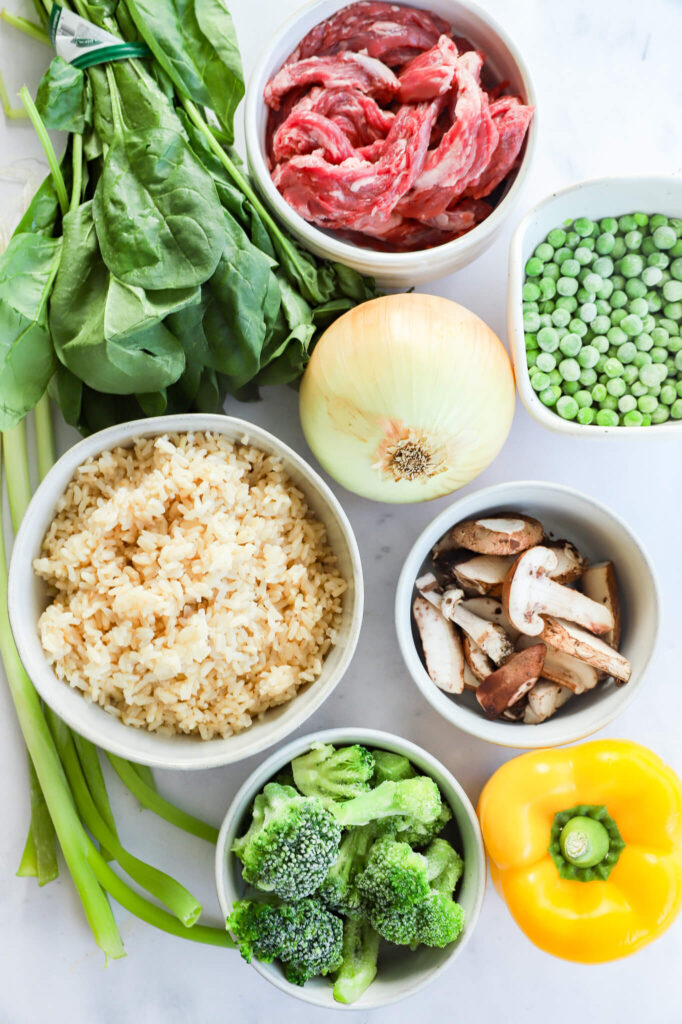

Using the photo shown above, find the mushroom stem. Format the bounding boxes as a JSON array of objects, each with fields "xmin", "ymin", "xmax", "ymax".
[{"xmin": 441, "ymin": 588, "xmax": 514, "ymax": 665}]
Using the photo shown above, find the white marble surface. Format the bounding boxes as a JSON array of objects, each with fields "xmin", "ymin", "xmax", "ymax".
[{"xmin": 1, "ymin": 0, "xmax": 681, "ymax": 1021}]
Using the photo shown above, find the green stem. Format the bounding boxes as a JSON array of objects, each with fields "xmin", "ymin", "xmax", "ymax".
[
  {"xmin": 16, "ymin": 826, "xmax": 38, "ymax": 877},
  {"xmin": 48, "ymin": 710, "xmax": 202, "ymax": 927},
  {"xmin": 549, "ymin": 804, "xmax": 625, "ymax": 882},
  {"xmin": 2, "ymin": 424, "xmax": 32, "ymax": 531},
  {"xmin": 0, "ymin": 70, "xmax": 28, "ymax": 118},
  {"xmin": 26, "ymin": 755, "xmax": 59, "ymax": 884},
  {"xmin": 69, "ymin": 132, "xmax": 83, "ymax": 213},
  {"xmin": 107, "ymin": 754, "xmax": 219, "ymax": 844},
  {"xmin": 130, "ymin": 760, "xmax": 157, "ymax": 792},
  {"xmin": 0, "ymin": 465, "xmax": 124, "ymax": 959},
  {"xmin": 19, "ymin": 86, "xmax": 69, "ymax": 215},
  {"xmin": 0, "ymin": 9, "xmax": 51, "ymax": 45},
  {"xmin": 33, "ymin": 393, "xmax": 55, "ymax": 481},
  {"xmin": 104, "ymin": 64, "xmax": 125, "ymax": 138},
  {"xmin": 73, "ymin": 733, "xmax": 117, "ymax": 861}
]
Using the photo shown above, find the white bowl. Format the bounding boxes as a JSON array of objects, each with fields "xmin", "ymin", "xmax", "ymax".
[
  {"xmin": 8, "ymin": 415, "xmax": 363, "ymax": 770},
  {"xmin": 395, "ymin": 480, "xmax": 659, "ymax": 748},
  {"xmin": 508, "ymin": 175, "xmax": 682, "ymax": 437},
  {"xmin": 244, "ymin": 0, "xmax": 537, "ymax": 289},
  {"xmin": 216, "ymin": 726, "xmax": 486, "ymax": 1010}
]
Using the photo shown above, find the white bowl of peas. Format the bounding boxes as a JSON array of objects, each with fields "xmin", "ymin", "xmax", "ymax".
[{"xmin": 508, "ymin": 176, "xmax": 682, "ymax": 434}]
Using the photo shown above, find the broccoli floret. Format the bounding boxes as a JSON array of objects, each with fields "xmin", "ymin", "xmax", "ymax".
[
  {"xmin": 318, "ymin": 823, "xmax": 374, "ymax": 917},
  {"xmin": 332, "ymin": 776, "xmax": 442, "ymax": 829},
  {"xmin": 232, "ymin": 783, "xmax": 341, "ymax": 900},
  {"xmin": 415, "ymin": 893, "xmax": 465, "ymax": 947},
  {"xmin": 425, "ymin": 837, "xmax": 463, "ymax": 894},
  {"xmin": 356, "ymin": 837, "xmax": 430, "ymax": 911},
  {"xmin": 292, "ymin": 743, "xmax": 375, "ymax": 803},
  {"xmin": 227, "ymin": 897, "xmax": 344, "ymax": 984},
  {"xmin": 376, "ymin": 800, "xmax": 453, "ymax": 847},
  {"xmin": 333, "ymin": 917, "xmax": 380, "ymax": 1005},
  {"xmin": 371, "ymin": 750, "xmax": 417, "ymax": 785}
]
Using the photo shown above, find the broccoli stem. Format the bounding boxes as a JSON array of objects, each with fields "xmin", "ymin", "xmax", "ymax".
[
  {"xmin": 333, "ymin": 918, "xmax": 380, "ymax": 1005},
  {"xmin": 107, "ymin": 753, "xmax": 219, "ymax": 844},
  {"xmin": 47, "ymin": 709, "xmax": 203, "ymax": 928}
]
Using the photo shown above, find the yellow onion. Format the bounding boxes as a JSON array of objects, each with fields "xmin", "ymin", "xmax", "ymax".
[{"xmin": 299, "ymin": 294, "xmax": 515, "ymax": 503}]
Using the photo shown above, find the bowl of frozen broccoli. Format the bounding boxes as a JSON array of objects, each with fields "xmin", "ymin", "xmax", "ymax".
[{"xmin": 215, "ymin": 727, "xmax": 485, "ymax": 1008}]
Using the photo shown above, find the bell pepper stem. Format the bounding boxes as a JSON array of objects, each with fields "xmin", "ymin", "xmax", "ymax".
[{"xmin": 549, "ymin": 804, "xmax": 625, "ymax": 881}]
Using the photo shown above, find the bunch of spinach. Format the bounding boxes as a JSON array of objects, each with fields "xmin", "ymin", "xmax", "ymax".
[{"xmin": 0, "ymin": 0, "xmax": 378, "ymax": 435}]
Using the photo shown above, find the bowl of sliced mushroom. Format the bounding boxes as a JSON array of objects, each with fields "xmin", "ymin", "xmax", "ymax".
[{"xmin": 395, "ymin": 481, "xmax": 659, "ymax": 747}]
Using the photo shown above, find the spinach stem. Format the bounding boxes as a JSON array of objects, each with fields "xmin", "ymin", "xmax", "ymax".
[
  {"xmin": 48, "ymin": 709, "xmax": 203, "ymax": 927},
  {"xmin": 70, "ymin": 132, "xmax": 83, "ymax": 212},
  {"xmin": 19, "ymin": 87, "xmax": 69, "ymax": 215},
  {"xmin": 107, "ymin": 753, "xmax": 219, "ymax": 844},
  {"xmin": 33, "ymin": 392, "xmax": 55, "ymax": 481},
  {"xmin": 0, "ymin": 69, "xmax": 28, "ymax": 118},
  {"xmin": 104, "ymin": 64, "xmax": 125, "ymax": 137},
  {"xmin": 0, "ymin": 9, "xmax": 50, "ymax": 45}
]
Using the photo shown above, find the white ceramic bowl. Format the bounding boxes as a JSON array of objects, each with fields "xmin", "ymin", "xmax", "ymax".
[
  {"xmin": 8, "ymin": 415, "xmax": 363, "ymax": 770},
  {"xmin": 244, "ymin": 0, "xmax": 537, "ymax": 288},
  {"xmin": 396, "ymin": 480, "xmax": 659, "ymax": 748},
  {"xmin": 508, "ymin": 175, "xmax": 682, "ymax": 437},
  {"xmin": 216, "ymin": 727, "xmax": 486, "ymax": 1010}
]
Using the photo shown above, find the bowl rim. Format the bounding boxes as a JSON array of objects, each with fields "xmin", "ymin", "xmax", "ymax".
[
  {"xmin": 215, "ymin": 725, "xmax": 487, "ymax": 1010},
  {"xmin": 244, "ymin": 0, "xmax": 538, "ymax": 269},
  {"xmin": 395, "ymin": 478, "xmax": 661, "ymax": 749},
  {"xmin": 508, "ymin": 173, "xmax": 682, "ymax": 438},
  {"xmin": 8, "ymin": 413, "xmax": 364, "ymax": 770}
]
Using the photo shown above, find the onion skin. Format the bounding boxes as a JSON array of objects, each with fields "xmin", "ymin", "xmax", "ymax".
[{"xmin": 299, "ymin": 294, "xmax": 515, "ymax": 503}]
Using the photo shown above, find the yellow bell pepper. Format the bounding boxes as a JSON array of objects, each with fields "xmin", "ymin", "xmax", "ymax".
[{"xmin": 477, "ymin": 739, "xmax": 682, "ymax": 963}]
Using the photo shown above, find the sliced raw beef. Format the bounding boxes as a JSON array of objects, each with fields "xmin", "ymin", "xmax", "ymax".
[
  {"xmin": 398, "ymin": 35, "xmax": 459, "ymax": 102},
  {"xmin": 264, "ymin": 51, "xmax": 400, "ymax": 110},
  {"xmin": 285, "ymin": 2, "xmax": 451, "ymax": 66},
  {"xmin": 297, "ymin": 87, "xmax": 395, "ymax": 145},
  {"xmin": 464, "ymin": 96, "xmax": 534, "ymax": 199},
  {"xmin": 272, "ymin": 111, "xmax": 357, "ymax": 163},
  {"xmin": 272, "ymin": 98, "xmax": 442, "ymax": 230}
]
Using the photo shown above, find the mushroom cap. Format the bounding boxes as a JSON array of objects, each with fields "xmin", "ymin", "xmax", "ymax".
[
  {"xmin": 452, "ymin": 554, "xmax": 516, "ymax": 596},
  {"xmin": 447, "ymin": 514, "xmax": 544, "ymax": 556},
  {"xmin": 475, "ymin": 644, "xmax": 546, "ymax": 719},
  {"xmin": 544, "ymin": 539, "xmax": 585, "ymax": 585},
  {"xmin": 540, "ymin": 616, "xmax": 631, "ymax": 683}
]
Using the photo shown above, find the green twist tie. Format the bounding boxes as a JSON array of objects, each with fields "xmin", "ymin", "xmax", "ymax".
[{"xmin": 549, "ymin": 804, "xmax": 625, "ymax": 882}]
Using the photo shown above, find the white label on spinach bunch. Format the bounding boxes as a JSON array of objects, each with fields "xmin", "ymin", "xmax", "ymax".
[{"xmin": 48, "ymin": 4, "xmax": 150, "ymax": 69}]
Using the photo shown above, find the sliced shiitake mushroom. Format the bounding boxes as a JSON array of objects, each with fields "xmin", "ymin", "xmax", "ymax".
[
  {"xmin": 445, "ymin": 514, "xmax": 544, "ymax": 556},
  {"xmin": 476, "ymin": 644, "xmax": 545, "ymax": 719},
  {"xmin": 516, "ymin": 635, "xmax": 599, "ymax": 694},
  {"xmin": 580, "ymin": 561, "xmax": 621, "ymax": 648},
  {"xmin": 544, "ymin": 539, "xmax": 586, "ymax": 585},
  {"xmin": 523, "ymin": 680, "xmax": 573, "ymax": 724},
  {"xmin": 452, "ymin": 554, "xmax": 516, "ymax": 596},
  {"xmin": 540, "ymin": 616, "xmax": 631, "ymax": 683},
  {"xmin": 441, "ymin": 588, "xmax": 514, "ymax": 665},
  {"xmin": 412, "ymin": 596, "xmax": 465, "ymax": 694},
  {"xmin": 462, "ymin": 634, "xmax": 493, "ymax": 685},
  {"xmin": 461, "ymin": 596, "xmax": 520, "ymax": 641}
]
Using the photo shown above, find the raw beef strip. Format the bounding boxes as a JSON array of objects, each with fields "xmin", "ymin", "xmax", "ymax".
[
  {"xmin": 272, "ymin": 111, "xmax": 357, "ymax": 163},
  {"xmin": 306, "ymin": 87, "xmax": 395, "ymax": 144},
  {"xmin": 398, "ymin": 35, "xmax": 459, "ymax": 102},
  {"xmin": 271, "ymin": 99, "xmax": 442, "ymax": 231},
  {"xmin": 398, "ymin": 51, "xmax": 492, "ymax": 218},
  {"xmin": 264, "ymin": 51, "xmax": 400, "ymax": 110},
  {"xmin": 464, "ymin": 96, "xmax": 534, "ymax": 199},
  {"xmin": 285, "ymin": 2, "xmax": 451, "ymax": 66},
  {"xmin": 419, "ymin": 197, "xmax": 492, "ymax": 232}
]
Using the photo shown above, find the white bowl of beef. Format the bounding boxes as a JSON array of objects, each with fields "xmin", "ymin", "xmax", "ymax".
[{"xmin": 244, "ymin": 0, "xmax": 537, "ymax": 288}]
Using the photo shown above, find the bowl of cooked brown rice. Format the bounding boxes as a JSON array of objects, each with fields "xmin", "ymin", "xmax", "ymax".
[{"xmin": 8, "ymin": 414, "xmax": 363, "ymax": 769}]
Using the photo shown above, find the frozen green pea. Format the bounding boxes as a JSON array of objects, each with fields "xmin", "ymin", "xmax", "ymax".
[
  {"xmin": 596, "ymin": 279, "xmax": 614, "ymax": 300},
  {"xmin": 616, "ymin": 341, "xmax": 637, "ymax": 363},
  {"xmin": 675, "ymin": 351, "xmax": 682, "ymax": 372},
  {"xmin": 539, "ymin": 385, "xmax": 561, "ymax": 407},
  {"xmin": 523, "ymin": 311, "xmax": 541, "ymax": 332},
  {"xmin": 557, "ymin": 277, "xmax": 578, "ymax": 296},
  {"xmin": 618, "ymin": 214, "xmax": 638, "ymax": 232},
  {"xmin": 525, "ymin": 256, "xmax": 544, "ymax": 276},
  {"xmin": 594, "ymin": 299, "xmax": 612, "ymax": 316},
  {"xmin": 554, "ymin": 246, "xmax": 572, "ymax": 265},
  {"xmin": 622, "ymin": 365, "xmax": 638, "ymax": 385},
  {"xmin": 620, "ymin": 253, "xmax": 644, "ymax": 278},
  {"xmin": 556, "ymin": 296, "xmax": 578, "ymax": 312},
  {"xmin": 577, "ymin": 406, "xmax": 596, "ymax": 424},
  {"xmin": 574, "ymin": 218, "xmax": 594, "ymax": 237},
  {"xmin": 645, "ymin": 290, "xmax": 662, "ymax": 312},
  {"xmin": 563, "ymin": 380, "xmax": 580, "ymax": 395},
  {"xmin": 653, "ymin": 225, "xmax": 676, "ymax": 250},
  {"xmin": 671, "ymin": 218, "xmax": 682, "ymax": 236},
  {"xmin": 592, "ymin": 383, "xmax": 607, "ymax": 402},
  {"xmin": 547, "ymin": 228, "xmax": 567, "ymax": 248},
  {"xmin": 548, "ymin": 369, "xmax": 562, "ymax": 386},
  {"xmin": 582, "ymin": 273, "xmax": 603, "ymax": 294},
  {"xmin": 592, "ymin": 256, "xmax": 614, "ymax": 278},
  {"xmin": 647, "ymin": 385, "xmax": 661, "ymax": 397},
  {"xmin": 642, "ymin": 237, "xmax": 656, "ymax": 256},
  {"xmin": 642, "ymin": 313, "xmax": 655, "ymax": 332},
  {"xmin": 574, "ymin": 389, "xmax": 592, "ymax": 408},
  {"xmin": 642, "ymin": 265, "xmax": 663, "ymax": 287},
  {"xmin": 579, "ymin": 302, "xmax": 597, "ymax": 323},
  {"xmin": 639, "ymin": 363, "xmax": 661, "ymax": 387},
  {"xmin": 592, "ymin": 335, "xmax": 609, "ymax": 353},
  {"xmin": 611, "ymin": 308, "xmax": 627, "ymax": 326},
  {"xmin": 620, "ymin": 313, "xmax": 643, "ymax": 337},
  {"xmin": 600, "ymin": 217, "xmax": 618, "ymax": 233},
  {"xmin": 611, "ymin": 274, "xmax": 625, "ymax": 289},
  {"xmin": 631, "ymin": 379, "xmax": 647, "ymax": 397},
  {"xmin": 618, "ymin": 394, "xmax": 637, "ymax": 413},
  {"xmin": 672, "ymin": 400, "xmax": 682, "ymax": 419},
  {"xmin": 612, "ymin": 237, "xmax": 626, "ymax": 259},
  {"xmin": 625, "ymin": 278, "xmax": 647, "ymax": 299},
  {"xmin": 561, "ymin": 259, "xmax": 580, "ymax": 278},
  {"xmin": 595, "ymin": 354, "xmax": 608, "ymax": 372},
  {"xmin": 551, "ymin": 307, "xmax": 571, "ymax": 328},
  {"xmin": 606, "ymin": 377, "xmax": 626, "ymax": 398},
  {"xmin": 557, "ymin": 395, "xmax": 579, "ymax": 419},
  {"xmin": 569, "ymin": 319, "xmax": 588, "ymax": 337},
  {"xmin": 565, "ymin": 231, "xmax": 580, "ymax": 249},
  {"xmin": 596, "ymin": 408, "xmax": 619, "ymax": 426},
  {"xmin": 595, "ymin": 232, "xmax": 615, "ymax": 255},
  {"xmin": 636, "ymin": 333, "xmax": 654, "ymax": 351},
  {"xmin": 523, "ymin": 282, "xmax": 541, "ymax": 301},
  {"xmin": 583, "ymin": 235, "xmax": 597, "ymax": 248},
  {"xmin": 540, "ymin": 277, "xmax": 557, "ymax": 299},
  {"xmin": 668, "ymin": 336, "xmax": 682, "ymax": 352},
  {"xmin": 647, "ymin": 251, "xmax": 669, "ymax": 269},
  {"xmin": 651, "ymin": 406, "xmax": 670, "ymax": 424},
  {"xmin": 600, "ymin": 395, "xmax": 618, "ymax": 411},
  {"xmin": 633, "ymin": 351, "xmax": 652, "ymax": 368},
  {"xmin": 536, "ymin": 352, "xmax": 556, "ymax": 372},
  {"xmin": 604, "ymin": 357, "xmax": 624, "ymax": 378},
  {"xmin": 634, "ymin": 212, "xmax": 649, "ymax": 227},
  {"xmin": 611, "ymin": 290, "xmax": 627, "ymax": 309},
  {"xmin": 591, "ymin": 315, "xmax": 610, "ymax": 334},
  {"xmin": 624, "ymin": 229, "xmax": 643, "ymax": 250},
  {"xmin": 664, "ymin": 301, "xmax": 682, "ymax": 320},
  {"xmin": 527, "ymin": 350, "xmax": 538, "ymax": 368},
  {"xmin": 543, "ymin": 263, "xmax": 560, "ymax": 281},
  {"xmin": 531, "ymin": 371, "xmax": 550, "ymax": 391},
  {"xmin": 537, "ymin": 326, "xmax": 560, "ymax": 351},
  {"xmin": 559, "ymin": 357, "xmax": 581, "ymax": 380},
  {"xmin": 607, "ymin": 326, "xmax": 628, "ymax": 345},
  {"xmin": 575, "ymin": 246, "xmax": 593, "ymax": 266},
  {"xmin": 666, "ymin": 357, "xmax": 676, "ymax": 373},
  {"xmin": 661, "ymin": 384, "xmax": 677, "ymax": 406},
  {"xmin": 650, "ymin": 347, "xmax": 668, "ymax": 363},
  {"xmin": 576, "ymin": 288, "xmax": 593, "ymax": 304},
  {"xmin": 577, "ymin": 345, "xmax": 599, "ymax": 368},
  {"xmin": 523, "ymin": 301, "xmax": 539, "ymax": 313},
  {"xmin": 671, "ymin": 240, "xmax": 682, "ymax": 257},
  {"xmin": 579, "ymin": 367, "xmax": 598, "ymax": 387},
  {"xmin": 628, "ymin": 297, "xmax": 649, "ymax": 317},
  {"xmin": 559, "ymin": 334, "xmax": 582, "ymax": 358},
  {"xmin": 677, "ymin": 382, "xmax": 682, "ymax": 398},
  {"xmin": 534, "ymin": 242, "xmax": 554, "ymax": 261},
  {"xmin": 659, "ymin": 317, "xmax": 679, "ymax": 335},
  {"xmin": 638, "ymin": 394, "xmax": 658, "ymax": 414},
  {"xmin": 671, "ymin": 258, "xmax": 682, "ymax": 281},
  {"xmin": 623, "ymin": 409, "xmax": 644, "ymax": 426},
  {"xmin": 539, "ymin": 311, "xmax": 553, "ymax": 323},
  {"xmin": 649, "ymin": 214, "xmax": 668, "ymax": 231}
]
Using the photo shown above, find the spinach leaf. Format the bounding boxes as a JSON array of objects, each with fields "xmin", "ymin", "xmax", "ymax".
[
  {"xmin": 125, "ymin": 0, "xmax": 244, "ymax": 141},
  {"xmin": 93, "ymin": 125, "xmax": 224, "ymax": 290},
  {"xmin": 36, "ymin": 57, "xmax": 87, "ymax": 133},
  {"xmin": 0, "ymin": 232, "xmax": 60, "ymax": 429},
  {"xmin": 14, "ymin": 174, "xmax": 60, "ymax": 237},
  {"xmin": 50, "ymin": 202, "xmax": 191, "ymax": 394}
]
